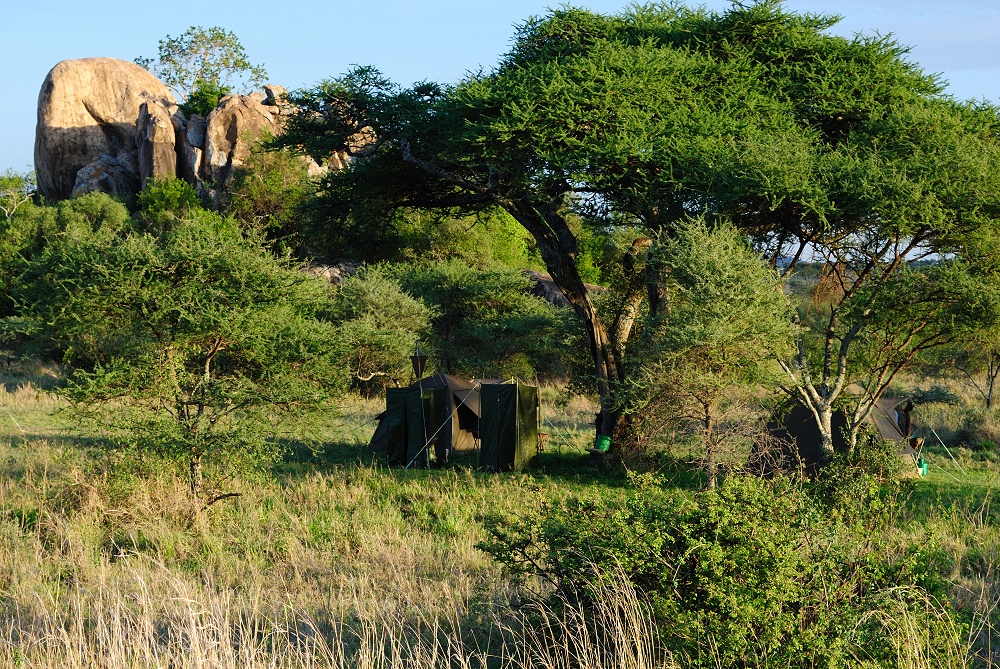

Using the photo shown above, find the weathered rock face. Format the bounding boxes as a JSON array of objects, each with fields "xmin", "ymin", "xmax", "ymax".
[
  {"xmin": 72, "ymin": 150, "xmax": 140, "ymax": 199},
  {"xmin": 137, "ymin": 101, "xmax": 178, "ymax": 189},
  {"xmin": 35, "ymin": 57, "xmax": 342, "ymax": 201},
  {"xmin": 201, "ymin": 93, "xmax": 283, "ymax": 183},
  {"xmin": 178, "ymin": 114, "xmax": 206, "ymax": 183},
  {"xmin": 35, "ymin": 58, "xmax": 177, "ymax": 200}
]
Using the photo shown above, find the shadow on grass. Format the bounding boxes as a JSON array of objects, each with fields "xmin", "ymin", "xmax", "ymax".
[
  {"xmin": 6, "ymin": 427, "xmax": 706, "ymax": 496},
  {"xmin": 273, "ymin": 435, "xmax": 706, "ymax": 493}
]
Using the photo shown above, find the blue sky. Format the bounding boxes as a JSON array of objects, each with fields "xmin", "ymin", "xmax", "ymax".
[{"xmin": 3, "ymin": 0, "xmax": 999, "ymax": 173}]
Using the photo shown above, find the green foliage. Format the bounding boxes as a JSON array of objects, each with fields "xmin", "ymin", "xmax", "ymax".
[
  {"xmin": 481, "ymin": 473, "xmax": 960, "ymax": 668},
  {"xmin": 0, "ymin": 193, "xmax": 132, "ymax": 318},
  {"xmin": 0, "ymin": 168, "xmax": 35, "ymax": 221},
  {"xmin": 644, "ymin": 220, "xmax": 795, "ymax": 384},
  {"xmin": 13, "ymin": 212, "xmax": 346, "ymax": 498},
  {"xmin": 331, "ymin": 265, "xmax": 435, "ymax": 392},
  {"xmin": 178, "ymin": 79, "xmax": 231, "ymax": 117},
  {"xmin": 135, "ymin": 25, "xmax": 267, "ymax": 102},
  {"xmin": 222, "ymin": 141, "xmax": 310, "ymax": 249},
  {"xmin": 811, "ymin": 435, "xmax": 909, "ymax": 518},
  {"xmin": 615, "ymin": 221, "xmax": 795, "ymax": 469},
  {"xmin": 391, "ymin": 209, "xmax": 541, "ymax": 270},
  {"xmin": 389, "ymin": 260, "xmax": 579, "ymax": 380},
  {"xmin": 136, "ymin": 177, "xmax": 201, "ymax": 228},
  {"xmin": 297, "ymin": 197, "xmax": 543, "ymax": 269}
]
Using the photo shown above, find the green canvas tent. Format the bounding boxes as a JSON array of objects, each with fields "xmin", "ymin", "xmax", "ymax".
[
  {"xmin": 760, "ymin": 394, "xmax": 920, "ymax": 476},
  {"xmin": 478, "ymin": 382, "xmax": 539, "ymax": 472},
  {"xmin": 370, "ymin": 375, "xmax": 503, "ymax": 467},
  {"xmin": 379, "ymin": 385, "xmax": 448, "ymax": 467}
]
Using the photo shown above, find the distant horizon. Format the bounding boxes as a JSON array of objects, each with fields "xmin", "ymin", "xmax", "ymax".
[{"xmin": 5, "ymin": 0, "xmax": 999, "ymax": 173}]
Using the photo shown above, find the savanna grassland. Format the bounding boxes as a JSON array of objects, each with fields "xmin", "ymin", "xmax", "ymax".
[
  {"xmin": 1, "ymin": 358, "xmax": 1000, "ymax": 669},
  {"xmin": 7, "ymin": 3, "xmax": 1000, "ymax": 667}
]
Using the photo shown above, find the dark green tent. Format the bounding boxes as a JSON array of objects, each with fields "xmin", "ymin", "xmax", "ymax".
[
  {"xmin": 371, "ymin": 375, "xmax": 492, "ymax": 466},
  {"xmin": 760, "ymin": 393, "xmax": 919, "ymax": 476},
  {"xmin": 478, "ymin": 382, "xmax": 539, "ymax": 472},
  {"xmin": 381, "ymin": 386, "xmax": 448, "ymax": 467}
]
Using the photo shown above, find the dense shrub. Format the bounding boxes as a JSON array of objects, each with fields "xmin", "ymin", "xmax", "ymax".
[
  {"xmin": 388, "ymin": 259, "xmax": 582, "ymax": 381},
  {"xmin": 481, "ymin": 474, "xmax": 960, "ymax": 668},
  {"xmin": 135, "ymin": 177, "xmax": 202, "ymax": 233},
  {"xmin": 13, "ymin": 208, "xmax": 346, "ymax": 499},
  {"xmin": 331, "ymin": 265, "xmax": 435, "ymax": 393},
  {"xmin": 179, "ymin": 80, "xmax": 231, "ymax": 118},
  {"xmin": 222, "ymin": 141, "xmax": 310, "ymax": 250},
  {"xmin": 0, "ymin": 193, "xmax": 132, "ymax": 317}
]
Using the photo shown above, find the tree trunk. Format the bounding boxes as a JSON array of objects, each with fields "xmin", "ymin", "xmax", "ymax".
[
  {"xmin": 817, "ymin": 406, "xmax": 835, "ymax": 462},
  {"xmin": 704, "ymin": 406, "xmax": 717, "ymax": 490},
  {"xmin": 505, "ymin": 201, "xmax": 624, "ymax": 440},
  {"xmin": 189, "ymin": 452, "xmax": 203, "ymax": 498}
]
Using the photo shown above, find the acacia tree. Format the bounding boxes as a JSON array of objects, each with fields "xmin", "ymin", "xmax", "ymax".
[
  {"xmin": 280, "ymin": 2, "xmax": 1000, "ymax": 453},
  {"xmin": 136, "ymin": 26, "xmax": 268, "ymax": 103},
  {"xmin": 15, "ymin": 194, "xmax": 344, "ymax": 502},
  {"xmin": 625, "ymin": 221, "xmax": 795, "ymax": 487}
]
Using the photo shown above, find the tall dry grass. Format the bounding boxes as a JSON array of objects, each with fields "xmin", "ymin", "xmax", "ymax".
[{"xmin": 0, "ymin": 557, "xmax": 677, "ymax": 669}]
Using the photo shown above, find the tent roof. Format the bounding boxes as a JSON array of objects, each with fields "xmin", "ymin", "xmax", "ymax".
[
  {"xmin": 870, "ymin": 396, "xmax": 908, "ymax": 441},
  {"xmin": 408, "ymin": 375, "xmax": 509, "ymax": 416}
]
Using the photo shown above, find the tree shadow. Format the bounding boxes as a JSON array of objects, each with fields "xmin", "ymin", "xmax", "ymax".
[{"xmin": 272, "ymin": 435, "xmax": 708, "ymax": 492}]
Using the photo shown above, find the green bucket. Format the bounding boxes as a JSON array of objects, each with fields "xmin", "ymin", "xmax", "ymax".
[
  {"xmin": 595, "ymin": 434, "xmax": 612, "ymax": 452},
  {"xmin": 917, "ymin": 458, "xmax": 928, "ymax": 477}
]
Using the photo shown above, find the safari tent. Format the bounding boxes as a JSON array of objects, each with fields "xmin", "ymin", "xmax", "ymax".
[
  {"xmin": 369, "ymin": 375, "xmax": 540, "ymax": 471},
  {"xmin": 764, "ymin": 395, "xmax": 920, "ymax": 474}
]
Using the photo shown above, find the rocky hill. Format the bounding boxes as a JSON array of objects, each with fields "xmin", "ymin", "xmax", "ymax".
[{"xmin": 34, "ymin": 57, "xmax": 329, "ymax": 201}]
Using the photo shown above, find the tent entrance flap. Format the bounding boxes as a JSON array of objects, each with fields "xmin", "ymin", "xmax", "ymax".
[
  {"xmin": 379, "ymin": 387, "xmax": 448, "ymax": 466},
  {"xmin": 479, "ymin": 382, "xmax": 539, "ymax": 472}
]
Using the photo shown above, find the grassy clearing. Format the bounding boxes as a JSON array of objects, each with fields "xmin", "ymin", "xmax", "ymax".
[{"xmin": 0, "ymin": 369, "xmax": 999, "ymax": 667}]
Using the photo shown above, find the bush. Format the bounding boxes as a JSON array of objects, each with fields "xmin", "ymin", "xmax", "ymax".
[
  {"xmin": 222, "ymin": 141, "xmax": 310, "ymax": 250},
  {"xmin": 1, "ymin": 193, "xmax": 132, "ymax": 318},
  {"xmin": 480, "ymin": 474, "xmax": 961, "ymax": 668},
  {"xmin": 179, "ymin": 80, "xmax": 231, "ymax": 118},
  {"xmin": 135, "ymin": 177, "xmax": 201, "ymax": 233},
  {"xmin": 388, "ymin": 259, "xmax": 582, "ymax": 380},
  {"xmin": 14, "ymin": 213, "xmax": 347, "ymax": 500},
  {"xmin": 958, "ymin": 408, "xmax": 1000, "ymax": 450}
]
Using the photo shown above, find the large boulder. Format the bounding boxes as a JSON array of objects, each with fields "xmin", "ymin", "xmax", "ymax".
[
  {"xmin": 201, "ymin": 93, "xmax": 282, "ymax": 183},
  {"xmin": 137, "ymin": 101, "xmax": 179, "ymax": 189},
  {"xmin": 35, "ymin": 58, "xmax": 177, "ymax": 200}
]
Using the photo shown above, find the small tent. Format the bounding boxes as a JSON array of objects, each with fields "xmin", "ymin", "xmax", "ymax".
[
  {"xmin": 478, "ymin": 381, "xmax": 540, "ymax": 472},
  {"xmin": 369, "ymin": 375, "xmax": 540, "ymax": 471}
]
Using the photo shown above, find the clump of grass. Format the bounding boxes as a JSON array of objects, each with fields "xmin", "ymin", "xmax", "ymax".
[{"xmin": 0, "ymin": 561, "xmax": 677, "ymax": 669}]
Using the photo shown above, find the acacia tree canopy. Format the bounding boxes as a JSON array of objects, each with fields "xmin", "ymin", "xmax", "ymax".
[
  {"xmin": 281, "ymin": 1, "xmax": 1000, "ymax": 451},
  {"xmin": 15, "ymin": 200, "xmax": 345, "ymax": 501},
  {"xmin": 136, "ymin": 25, "xmax": 268, "ymax": 102}
]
